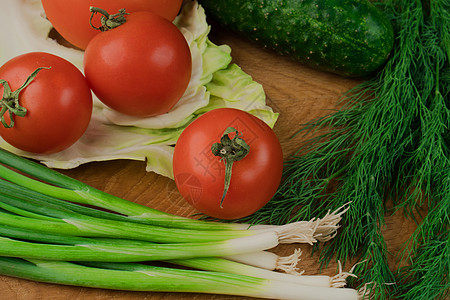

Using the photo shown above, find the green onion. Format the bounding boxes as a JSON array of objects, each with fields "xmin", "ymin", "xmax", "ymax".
[
  {"xmin": 0, "ymin": 148, "xmax": 239, "ymax": 230},
  {"xmin": 0, "ymin": 178, "xmax": 135, "ymax": 222},
  {"xmin": 0, "ymin": 182, "xmax": 345, "ymax": 245},
  {"xmin": 0, "ymin": 147, "xmax": 346, "ymax": 245},
  {"xmin": 0, "ymin": 226, "xmax": 279, "ymax": 262},
  {"xmin": 0, "ymin": 223, "xmax": 355, "ymax": 291},
  {"xmin": 171, "ymin": 254, "xmax": 355, "ymax": 289},
  {"xmin": 0, "ymin": 257, "xmax": 360, "ymax": 300},
  {"xmin": 224, "ymin": 250, "xmax": 303, "ymax": 274},
  {"xmin": 217, "ymin": 251, "xmax": 357, "ymax": 289},
  {"xmin": 0, "ymin": 148, "xmax": 359, "ymax": 298},
  {"xmin": 0, "ymin": 150, "xmax": 348, "ymax": 246},
  {"xmin": 0, "ymin": 192, "xmax": 252, "ymax": 243},
  {"xmin": 0, "ymin": 224, "xmax": 310, "ymax": 286}
]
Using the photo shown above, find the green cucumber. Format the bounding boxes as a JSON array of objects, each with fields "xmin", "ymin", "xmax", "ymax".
[{"xmin": 199, "ymin": 0, "xmax": 394, "ymax": 77}]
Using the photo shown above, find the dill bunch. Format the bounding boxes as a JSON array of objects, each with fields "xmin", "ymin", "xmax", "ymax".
[{"xmin": 243, "ymin": 0, "xmax": 450, "ymax": 299}]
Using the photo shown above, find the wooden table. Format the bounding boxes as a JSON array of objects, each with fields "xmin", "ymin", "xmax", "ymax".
[{"xmin": 1, "ymin": 20, "xmax": 417, "ymax": 300}]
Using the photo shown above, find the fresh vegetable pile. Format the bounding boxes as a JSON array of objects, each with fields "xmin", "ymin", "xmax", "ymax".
[
  {"xmin": 0, "ymin": 1, "xmax": 365, "ymax": 298},
  {"xmin": 0, "ymin": 148, "xmax": 360, "ymax": 299},
  {"xmin": 235, "ymin": 0, "xmax": 448, "ymax": 299},
  {"xmin": 1, "ymin": 0, "xmax": 448, "ymax": 299},
  {"xmin": 0, "ymin": 0, "xmax": 278, "ymax": 178}
]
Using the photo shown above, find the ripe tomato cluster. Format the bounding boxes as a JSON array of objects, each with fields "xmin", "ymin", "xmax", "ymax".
[
  {"xmin": 0, "ymin": 1, "xmax": 190, "ymax": 154},
  {"xmin": 46, "ymin": 0, "xmax": 192, "ymax": 117},
  {"xmin": 1, "ymin": 2, "xmax": 283, "ymax": 220}
]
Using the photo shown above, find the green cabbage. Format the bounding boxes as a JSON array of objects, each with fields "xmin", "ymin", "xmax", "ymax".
[{"xmin": 0, "ymin": 0, "xmax": 278, "ymax": 178}]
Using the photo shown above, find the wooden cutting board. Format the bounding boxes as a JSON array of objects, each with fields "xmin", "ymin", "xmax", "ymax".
[{"xmin": 0, "ymin": 21, "xmax": 418, "ymax": 300}]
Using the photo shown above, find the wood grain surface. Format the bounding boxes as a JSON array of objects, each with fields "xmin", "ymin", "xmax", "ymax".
[{"xmin": 0, "ymin": 19, "xmax": 417, "ymax": 300}]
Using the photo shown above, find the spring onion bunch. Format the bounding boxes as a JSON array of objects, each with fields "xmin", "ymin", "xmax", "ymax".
[
  {"xmin": 243, "ymin": 0, "xmax": 449, "ymax": 299},
  {"xmin": 0, "ymin": 148, "xmax": 362, "ymax": 299}
]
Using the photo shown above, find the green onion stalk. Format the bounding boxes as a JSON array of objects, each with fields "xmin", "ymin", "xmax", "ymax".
[
  {"xmin": 0, "ymin": 147, "xmax": 345, "ymax": 248},
  {"xmin": 0, "ymin": 230, "xmax": 280, "ymax": 263},
  {"xmin": 0, "ymin": 224, "xmax": 351, "ymax": 288},
  {"xmin": 0, "ymin": 151, "xmax": 349, "ymax": 247},
  {"xmin": 0, "ymin": 147, "xmax": 345, "ymax": 244},
  {"xmin": 0, "ymin": 147, "xmax": 229, "ymax": 231},
  {"xmin": 174, "ymin": 254, "xmax": 358, "ymax": 289},
  {"xmin": 0, "ymin": 257, "xmax": 361, "ymax": 300},
  {"xmin": 243, "ymin": 0, "xmax": 449, "ymax": 299}
]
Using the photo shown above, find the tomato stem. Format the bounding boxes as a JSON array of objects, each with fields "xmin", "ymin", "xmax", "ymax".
[
  {"xmin": 211, "ymin": 127, "xmax": 250, "ymax": 207},
  {"xmin": 89, "ymin": 7, "xmax": 129, "ymax": 32},
  {"xmin": 0, "ymin": 67, "xmax": 50, "ymax": 128}
]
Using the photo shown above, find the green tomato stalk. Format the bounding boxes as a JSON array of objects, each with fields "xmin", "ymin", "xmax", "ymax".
[
  {"xmin": 211, "ymin": 127, "xmax": 250, "ymax": 206},
  {"xmin": 89, "ymin": 7, "xmax": 128, "ymax": 31},
  {"xmin": 0, "ymin": 67, "xmax": 49, "ymax": 128}
]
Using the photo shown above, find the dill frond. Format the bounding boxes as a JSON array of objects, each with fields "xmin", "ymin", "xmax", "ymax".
[
  {"xmin": 395, "ymin": 194, "xmax": 450, "ymax": 300},
  {"xmin": 243, "ymin": 0, "xmax": 450, "ymax": 298}
]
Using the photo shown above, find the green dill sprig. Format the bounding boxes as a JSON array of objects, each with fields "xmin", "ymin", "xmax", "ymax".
[
  {"xmin": 243, "ymin": 0, "xmax": 449, "ymax": 298},
  {"xmin": 395, "ymin": 193, "xmax": 450, "ymax": 300}
]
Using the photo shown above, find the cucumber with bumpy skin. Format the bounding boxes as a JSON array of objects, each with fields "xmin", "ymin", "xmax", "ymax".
[{"xmin": 199, "ymin": 0, "xmax": 394, "ymax": 77}]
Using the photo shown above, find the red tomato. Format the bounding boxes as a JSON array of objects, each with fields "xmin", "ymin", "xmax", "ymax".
[
  {"xmin": 83, "ymin": 11, "xmax": 192, "ymax": 117},
  {"xmin": 173, "ymin": 108, "xmax": 283, "ymax": 220},
  {"xmin": 0, "ymin": 52, "xmax": 92, "ymax": 154},
  {"xmin": 42, "ymin": 0, "xmax": 183, "ymax": 50}
]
